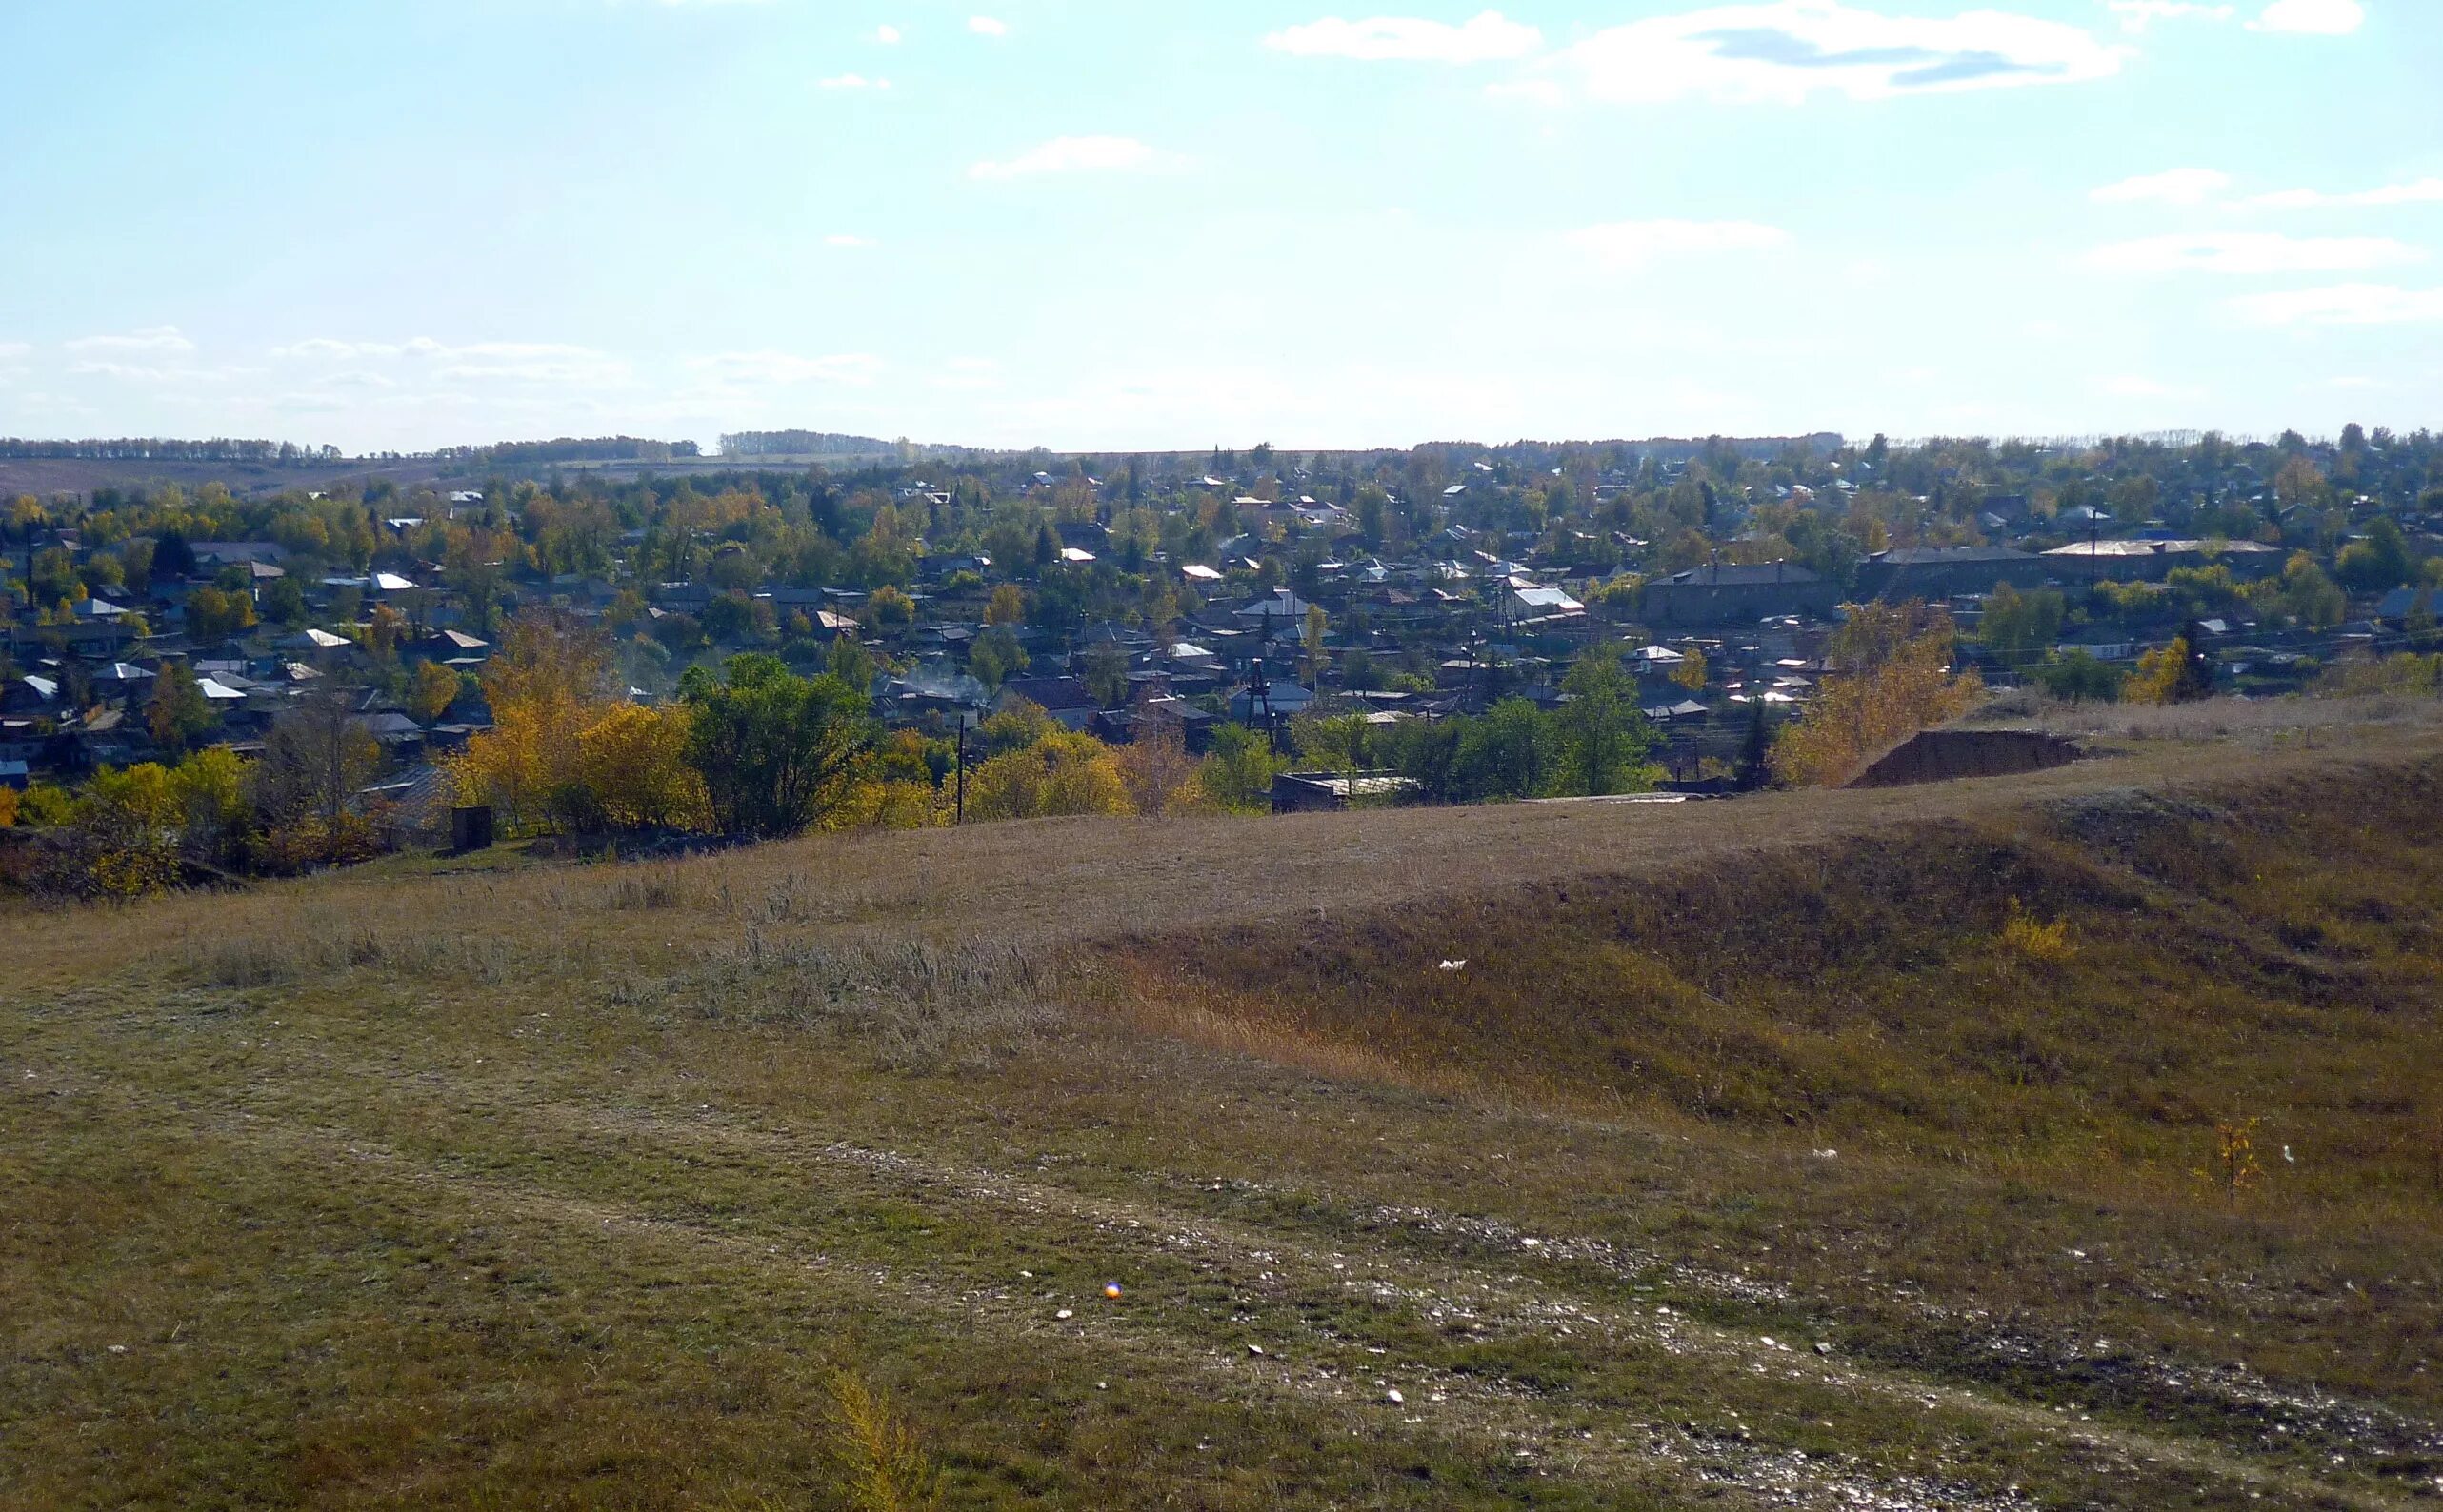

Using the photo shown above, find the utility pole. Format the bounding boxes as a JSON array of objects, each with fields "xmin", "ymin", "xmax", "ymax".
[{"xmin": 954, "ymin": 712, "xmax": 968, "ymax": 826}]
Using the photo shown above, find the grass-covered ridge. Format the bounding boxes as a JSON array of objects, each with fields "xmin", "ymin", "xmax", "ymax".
[{"xmin": 5, "ymin": 711, "xmax": 2440, "ymax": 1509}]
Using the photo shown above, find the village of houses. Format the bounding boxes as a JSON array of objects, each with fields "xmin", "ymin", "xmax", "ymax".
[{"xmin": 6, "ymin": 428, "xmax": 2439, "ymax": 837}]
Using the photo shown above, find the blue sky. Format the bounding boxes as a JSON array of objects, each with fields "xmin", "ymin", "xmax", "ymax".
[{"xmin": 1, "ymin": 0, "xmax": 2433, "ymax": 453}]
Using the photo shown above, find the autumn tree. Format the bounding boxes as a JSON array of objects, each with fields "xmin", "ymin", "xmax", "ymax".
[
  {"xmin": 1670, "ymin": 647, "xmax": 1709, "ymax": 694},
  {"xmin": 251, "ymin": 679, "xmax": 388, "ymax": 866},
  {"xmin": 408, "ymin": 661, "xmax": 463, "ymax": 724},
  {"xmin": 2125, "ymin": 628, "xmax": 2213, "ymax": 706},
  {"xmin": 185, "ymin": 585, "xmax": 257, "ymax": 640},
  {"xmin": 1772, "ymin": 602, "xmax": 1982, "ymax": 787},
  {"xmin": 449, "ymin": 610, "xmax": 617, "ymax": 831},
  {"xmin": 968, "ymin": 728, "xmax": 1131, "ymax": 822},
  {"xmin": 573, "ymin": 703, "xmax": 711, "ymax": 834},
  {"xmin": 984, "ymin": 584, "xmax": 1026, "ymax": 626},
  {"xmin": 1113, "ymin": 712, "xmax": 1203, "ymax": 817}
]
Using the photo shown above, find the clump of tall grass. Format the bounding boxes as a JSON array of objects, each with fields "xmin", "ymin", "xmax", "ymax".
[
  {"xmin": 827, "ymin": 1369, "xmax": 941, "ymax": 1512},
  {"xmin": 608, "ymin": 935, "xmax": 1054, "ymax": 1073}
]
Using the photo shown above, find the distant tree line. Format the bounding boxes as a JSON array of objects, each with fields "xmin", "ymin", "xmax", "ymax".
[
  {"xmin": 436, "ymin": 437, "xmax": 702, "ymax": 468},
  {"xmin": 721, "ymin": 431, "xmax": 903, "ymax": 459},
  {"xmin": 0, "ymin": 437, "xmax": 341, "ymax": 463}
]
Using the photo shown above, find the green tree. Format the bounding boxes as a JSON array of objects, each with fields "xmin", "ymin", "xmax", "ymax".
[
  {"xmin": 2336, "ymin": 517, "xmax": 2412, "ymax": 594},
  {"xmin": 1081, "ymin": 644, "xmax": 1131, "ymax": 708},
  {"xmin": 1553, "ymin": 645, "xmax": 1655, "ymax": 796},
  {"xmin": 1978, "ymin": 584, "xmax": 2064, "ymax": 669},
  {"xmin": 147, "ymin": 662, "xmax": 217, "ymax": 758},
  {"xmin": 260, "ymin": 575, "xmax": 309, "ymax": 627},
  {"xmin": 1734, "ymin": 700, "xmax": 1774, "ymax": 791},
  {"xmin": 678, "ymin": 653, "xmax": 876, "ymax": 838},
  {"xmin": 968, "ymin": 626, "xmax": 1028, "ymax": 690},
  {"xmin": 1453, "ymin": 698, "xmax": 1554, "ymax": 801},
  {"xmin": 1199, "ymin": 722, "xmax": 1288, "ymax": 814},
  {"xmin": 827, "ymin": 634, "xmax": 879, "ymax": 693},
  {"xmin": 2034, "ymin": 649, "xmax": 2123, "ymax": 703}
]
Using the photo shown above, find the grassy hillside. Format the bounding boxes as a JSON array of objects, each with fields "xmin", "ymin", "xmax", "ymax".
[{"xmin": 5, "ymin": 704, "xmax": 2440, "ymax": 1510}]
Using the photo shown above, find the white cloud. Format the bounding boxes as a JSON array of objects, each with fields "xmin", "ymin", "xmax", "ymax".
[
  {"xmin": 872, "ymin": 23, "xmax": 901, "ymax": 43},
  {"xmin": 66, "ymin": 325, "xmax": 194, "ymax": 355},
  {"xmin": 2244, "ymin": 177, "xmax": 2443, "ymax": 209},
  {"xmin": 2084, "ymin": 231, "xmax": 2423, "ymax": 275},
  {"xmin": 2098, "ymin": 374, "xmax": 2200, "ymax": 398},
  {"xmin": 1531, "ymin": 2, "xmax": 2128, "ymax": 106},
  {"xmin": 2229, "ymin": 284, "xmax": 2443, "ymax": 325},
  {"xmin": 686, "ymin": 351, "xmax": 883, "ymax": 385},
  {"xmin": 2104, "ymin": 1, "xmax": 2233, "ymax": 32},
  {"xmin": 68, "ymin": 361, "xmax": 246, "ymax": 385},
  {"xmin": 968, "ymin": 15, "xmax": 1008, "ymax": 36},
  {"xmin": 0, "ymin": 342, "xmax": 30, "ymax": 360},
  {"xmin": 269, "ymin": 336, "xmax": 626, "ymax": 386},
  {"xmin": 826, "ymin": 233, "xmax": 879, "ymax": 248},
  {"xmin": 1567, "ymin": 219, "xmax": 1790, "ymax": 269},
  {"xmin": 1264, "ymin": 10, "xmax": 1542, "ymax": 63},
  {"xmin": 819, "ymin": 73, "xmax": 891, "ymax": 90},
  {"xmin": 2091, "ymin": 167, "xmax": 2232, "ymax": 206},
  {"xmin": 970, "ymin": 135, "xmax": 1179, "ymax": 181},
  {"xmin": 2250, "ymin": 0, "xmax": 2363, "ymax": 33},
  {"xmin": 433, "ymin": 345, "xmax": 629, "ymax": 385}
]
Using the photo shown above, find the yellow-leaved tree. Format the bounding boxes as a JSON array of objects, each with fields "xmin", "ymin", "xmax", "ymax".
[
  {"xmin": 969, "ymin": 729, "xmax": 1132, "ymax": 822},
  {"xmin": 573, "ymin": 703, "xmax": 711, "ymax": 834},
  {"xmin": 448, "ymin": 610, "xmax": 617, "ymax": 832},
  {"xmin": 1772, "ymin": 601, "xmax": 1982, "ymax": 788},
  {"xmin": 1113, "ymin": 713, "xmax": 1204, "ymax": 817}
]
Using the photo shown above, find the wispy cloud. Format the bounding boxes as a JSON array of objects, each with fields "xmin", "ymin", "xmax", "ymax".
[
  {"xmin": 686, "ymin": 351, "xmax": 883, "ymax": 385},
  {"xmin": 68, "ymin": 360, "xmax": 250, "ymax": 385},
  {"xmin": 1567, "ymin": 219, "xmax": 1790, "ymax": 269},
  {"xmin": 66, "ymin": 325, "xmax": 195, "ymax": 355},
  {"xmin": 2244, "ymin": 177, "xmax": 2443, "ymax": 209},
  {"xmin": 1524, "ymin": 2, "xmax": 2128, "ymax": 106},
  {"xmin": 271, "ymin": 336, "xmax": 628, "ymax": 386},
  {"xmin": 2091, "ymin": 167, "xmax": 2232, "ymax": 206},
  {"xmin": 872, "ymin": 23, "xmax": 901, "ymax": 44},
  {"xmin": 2249, "ymin": 0, "xmax": 2363, "ymax": 33},
  {"xmin": 968, "ymin": 15, "xmax": 1008, "ymax": 37},
  {"xmin": 2084, "ymin": 231, "xmax": 2423, "ymax": 275},
  {"xmin": 970, "ymin": 135, "xmax": 1180, "ymax": 181},
  {"xmin": 1264, "ymin": 10, "xmax": 1541, "ymax": 63},
  {"xmin": 2229, "ymin": 284, "xmax": 2443, "ymax": 326},
  {"xmin": 2103, "ymin": 1, "xmax": 2233, "ymax": 32},
  {"xmin": 819, "ymin": 73, "xmax": 891, "ymax": 90},
  {"xmin": 2097, "ymin": 374, "xmax": 2202, "ymax": 398},
  {"xmin": 826, "ymin": 233, "xmax": 879, "ymax": 248}
]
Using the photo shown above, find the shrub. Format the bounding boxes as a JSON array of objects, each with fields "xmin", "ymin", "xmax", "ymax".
[{"xmin": 1997, "ymin": 905, "xmax": 2075, "ymax": 964}]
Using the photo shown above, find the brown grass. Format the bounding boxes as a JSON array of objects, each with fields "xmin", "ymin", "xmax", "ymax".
[{"xmin": 5, "ymin": 701, "xmax": 2441, "ymax": 1510}]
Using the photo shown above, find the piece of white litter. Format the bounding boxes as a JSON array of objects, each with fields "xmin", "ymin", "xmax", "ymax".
[
  {"xmin": 1056, "ymin": 1309, "xmax": 1074, "ymax": 1320},
  {"xmin": 1813, "ymin": 1148, "xmax": 1837, "ymax": 1159},
  {"xmin": 1385, "ymin": 1388, "xmax": 1404, "ymax": 1404},
  {"xmin": 107, "ymin": 1344, "xmax": 128, "ymax": 1355},
  {"xmin": 1438, "ymin": 960, "xmax": 1468, "ymax": 971},
  {"xmin": 1248, "ymin": 1344, "xmax": 1265, "ymax": 1356}
]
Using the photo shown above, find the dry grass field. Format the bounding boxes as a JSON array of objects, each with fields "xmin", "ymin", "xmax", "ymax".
[{"xmin": 6, "ymin": 697, "xmax": 2441, "ymax": 1510}]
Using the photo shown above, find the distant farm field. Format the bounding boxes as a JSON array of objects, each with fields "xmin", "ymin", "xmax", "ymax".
[{"xmin": 5, "ymin": 704, "xmax": 2440, "ymax": 1510}]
